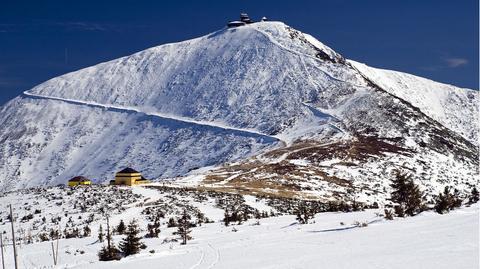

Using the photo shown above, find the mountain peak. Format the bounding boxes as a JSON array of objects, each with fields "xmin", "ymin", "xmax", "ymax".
[{"xmin": 0, "ymin": 19, "xmax": 477, "ymax": 195}]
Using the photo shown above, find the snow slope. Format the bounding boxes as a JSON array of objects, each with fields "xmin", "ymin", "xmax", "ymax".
[
  {"xmin": 0, "ymin": 21, "xmax": 477, "ymax": 191},
  {"xmin": 350, "ymin": 60, "xmax": 479, "ymax": 144},
  {"xmin": 0, "ymin": 96, "xmax": 277, "ymax": 191},
  {"xmin": 0, "ymin": 185, "xmax": 477, "ymax": 269},
  {"xmin": 26, "ymin": 22, "xmax": 357, "ymax": 135}
]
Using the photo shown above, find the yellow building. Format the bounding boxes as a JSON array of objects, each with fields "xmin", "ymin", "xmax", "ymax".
[
  {"xmin": 68, "ymin": 176, "xmax": 92, "ymax": 187},
  {"xmin": 114, "ymin": 167, "xmax": 150, "ymax": 186}
]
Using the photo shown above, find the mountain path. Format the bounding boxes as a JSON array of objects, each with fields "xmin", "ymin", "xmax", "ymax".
[{"xmin": 23, "ymin": 92, "xmax": 284, "ymax": 145}]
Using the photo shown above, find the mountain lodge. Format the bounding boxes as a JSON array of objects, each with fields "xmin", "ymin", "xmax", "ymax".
[
  {"xmin": 68, "ymin": 176, "xmax": 92, "ymax": 187},
  {"xmin": 227, "ymin": 13, "xmax": 256, "ymax": 28},
  {"xmin": 113, "ymin": 167, "xmax": 150, "ymax": 186}
]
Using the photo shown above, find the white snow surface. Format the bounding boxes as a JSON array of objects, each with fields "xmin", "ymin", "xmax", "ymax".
[
  {"xmin": 0, "ymin": 21, "xmax": 477, "ymax": 190},
  {"xmin": 350, "ymin": 60, "xmax": 479, "ymax": 144},
  {"xmin": 0, "ymin": 186, "xmax": 477, "ymax": 269}
]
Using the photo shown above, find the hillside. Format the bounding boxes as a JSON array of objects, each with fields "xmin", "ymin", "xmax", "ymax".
[{"xmin": 0, "ymin": 21, "xmax": 477, "ymax": 202}]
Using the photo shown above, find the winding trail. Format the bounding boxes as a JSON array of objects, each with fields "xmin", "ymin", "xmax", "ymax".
[{"xmin": 23, "ymin": 92, "xmax": 283, "ymax": 145}]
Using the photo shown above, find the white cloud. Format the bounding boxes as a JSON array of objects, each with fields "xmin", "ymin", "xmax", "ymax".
[{"xmin": 444, "ymin": 57, "xmax": 468, "ymax": 68}]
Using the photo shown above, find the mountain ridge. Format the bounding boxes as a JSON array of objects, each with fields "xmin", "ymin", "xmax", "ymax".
[{"xmin": 0, "ymin": 21, "xmax": 477, "ymax": 197}]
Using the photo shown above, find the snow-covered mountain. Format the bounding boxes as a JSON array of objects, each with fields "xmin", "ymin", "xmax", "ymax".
[
  {"xmin": 0, "ymin": 21, "xmax": 477, "ymax": 196},
  {"xmin": 350, "ymin": 60, "xmax": 478, "ymax": 144}
]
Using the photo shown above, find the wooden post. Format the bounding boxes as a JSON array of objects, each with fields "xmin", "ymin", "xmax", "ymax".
[
  {"xmin": 9, "ymin": 205, "xmax": 18, "ymax": 269},
  {"xmin": 106, "ymin": 216, "xmax": 111, "ymax": 250},
  {"xmin": 55, "ymin": 226, "xmax": 59, "ymax": 265},
  {"xmin": 50, "ymin": 241, "xmax": 56, "ymax": 265},
  {"xmin": 0, "ymin": 233, "xmax": 5, "ymax": 269}
]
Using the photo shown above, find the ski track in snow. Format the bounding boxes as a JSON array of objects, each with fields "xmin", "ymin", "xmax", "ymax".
[
  {"xmin": 207, "ymin": 243, "xmax": 220, "ymax": 269},
  {"xmin": 189, "ymin": 245, "xmax": 205, "ymax": 269},
  {"xmin": 23, "ymin": 92, "xmax": 283, "ymax": 145},
  {"xmin": 189, "ymin": 243, "xmax": 219, "ymax": 269}
]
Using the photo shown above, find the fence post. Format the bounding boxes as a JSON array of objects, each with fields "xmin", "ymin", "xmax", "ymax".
[{"xmin": 9, "ymin": 205, "xmax": 18, "ymax": 269}]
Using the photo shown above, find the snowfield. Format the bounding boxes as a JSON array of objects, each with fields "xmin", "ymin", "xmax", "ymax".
[
  {"xmin": 0, "ymin": 21, "xmax": 477, "ymax": 193},
  {"xmin": 350, "ymin": 60, "xmax": 479, "ymax": 144},
  {"xmin": 0, "ymin": 186, "xmax": 477, "ymax": 269}
]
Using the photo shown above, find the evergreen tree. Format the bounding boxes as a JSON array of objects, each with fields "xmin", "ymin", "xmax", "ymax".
[
  {"xmin": 49, "ymin": 228, "xmax": 59, "ymax": 240},
  {"xmin": 384, "ymin": 209, "xmax": 394, "ymax": 220},
  {"xmin": 146, "ymin": 217, "xmax": 161, "ymax": 238},
  {"xmin": 196, "ymin": 212, "xmax": 206, "ymax": 226},
  {"xmin": 39, "ymin": 232, "xmax": 49, "ymax": 242},
  {"xmin": 119, "ymin": 219, "xmax": 143, "ymax": 256},
  {"xmin": 434, "ymin": 186, "xmax": 462, "ymax": 214},
  {"xmin": 434, "ymin": 187, "xmax": 451, "ymax": 214},
  {"xmin": 451, "ymin": 189, "xmax": 463, "ymax": 209},
  {"xmin": 175, "ymin": 209, "xmax": 193, "ymax": 245},
  {"xmin": 98, "ymin": 224, "xmax": 104, "ymax": 243},
  {"xmin": 83, "ymin": 225, "xmax": 91, "ymax": 237},
  {"xmin": 98, "ymin": 216, "xmax": 120, "ymax": 261},
  {"xmin": 167, "ymin": 217, "xmax": 177, "ymax": 227},
  {"xmin": 468, "ymin": 187, "xmax": 479, "ymax": 205},
  {"xmin": 222, "ymin": 197, "xmax": 247, "ymax": 226},
  {"xmin": 223, "ymin": 209, "xmax": 231, "ymax": 227},
  {"xmin": 116, "ymin": 219, "xmax": 126, "ymax": 235},
  {"xmin": 389, "ymin": 171, "xmax": 424, "ymax": 216},
  {"xmin": 295, "ymin": 201, "xmax": 314, "ymax": 224},
  {"xmin": 347, "ymin": 184, "xmax": 361, "ymax": 211},
  {"xmin": 73, "ymin": 228, "xmax": 80, "ymax": 238},
  {"xmin": 98, "ymin": 245, "xmax": 121, "ymax": 261}
]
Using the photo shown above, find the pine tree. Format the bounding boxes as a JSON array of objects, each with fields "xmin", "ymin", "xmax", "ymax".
[
  {"xmin": 116, "ymin": 219, "xmax": 126, "ymax": 235},
  {"xmin": 434, "ymin": 187, "xmax": 451, "ymax": 214},
  {"xmin": 119, "ymin": 219, "xmax": 143, "ymax": 256},
  {"xmin": 98, "ymin": 245, "xmax": 121, "ymax": 261},
  {"xmin": 468, "ymin": 187, "xmax": 479, "ymax": 205},
  {"xmin": 347, "ymin": 184, "xmax": 360, "ymax": 211},
  {"xmin": 98, "ymin": 216, "xmax": 120, "ymax": 261},
  {"xmin": 389, "ymin": 171, "xmax": 424, "ymax": 216},
  {"xmin": 434, "ymin": 186, "xmax": 462, "ymax": 214},
  {"xmin": 451, "ymin": 189, "xmax": 463, "ymax": 209},
  {"xmin": 295, "ymin": 201, "xmax": 314, "ymax": 224},
  {"xmin": 384, "ymin": 209, "xmax": 394, "ymax": 220},
  {"xmin": 49, "ymin": 228, "xmax": 59, "ymax": 240},
  {"xmin": 223, "ymin": 209, "xmax": 231, "ymax": 227},
  {"xmin": 196, "ymin": 212, "xmax": 205, "ymax": 226},
  {"xmin": 146, "ymin": 217, "xmax": 161, "ymax": 238},
  {"xmin": 175, "ymin": 209, "xmax": 192, "ymax": 245},
  {"xmin": 98, "ymin": 224, "xmax": 104, "ymax": 243},
  {"xmin": 83, "ymin": 225, "xmax": 91, "ymax": 237},
  {"xmin": 167, "ymin": 217, "xmax": 177, "ymax": 227},
  {"xmin": 73, "ymin": 228, "xmax": 80, "ymax": 238}
]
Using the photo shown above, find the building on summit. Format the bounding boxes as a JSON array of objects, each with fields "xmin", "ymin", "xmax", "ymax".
[{"xmin": 227, "ymin": 13, "xmax": 257, "ymax": 28}]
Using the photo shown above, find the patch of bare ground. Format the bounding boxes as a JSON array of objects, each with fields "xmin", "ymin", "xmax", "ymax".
[
  {"xmin": 263, "ymin": 141, "xmax": 320, "ymax": 159},
  {"xmin": 287, "ymin": 136, "xmax": 411, "ymax": 162},
  {"xmin": 195, "ymin": 185, "xmax": 322, "ymax": 200},
  {"xmin": 202, "ymin": 161, "xmax": 351, "ymax": 199},
  {"xmin": 198, "ymin": 135, "xmax": 411, "ymax": 200}
]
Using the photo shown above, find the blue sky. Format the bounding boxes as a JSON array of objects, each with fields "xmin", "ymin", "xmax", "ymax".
[{"xmin": 0, "ymin": 0, "xmax": 478, "ymax": 105}]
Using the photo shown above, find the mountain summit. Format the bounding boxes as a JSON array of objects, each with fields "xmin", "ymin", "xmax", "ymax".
[{"xmin": 0, "ymin": 21, "xmax": 477, "ymax": 198}]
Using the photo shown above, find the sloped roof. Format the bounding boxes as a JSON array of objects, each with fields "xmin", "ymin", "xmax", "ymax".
[
  {"xmin": 69, "ymin": 176, "xmax": 90, "ymax": 182},
  {"xmin": 228, "ymin": 21, "xmax": 246, "ymax": 27},
  {"xmin": 117, "ymin": 167, "xmax": 139, "ymax": 174}
]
